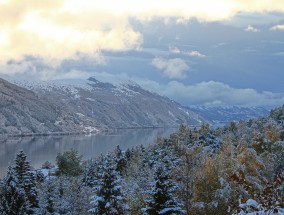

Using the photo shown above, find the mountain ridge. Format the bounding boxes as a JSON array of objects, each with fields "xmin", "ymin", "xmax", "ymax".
[
  {"xmin": 189, "ymin": 105, "xmax": 270, "ymax": 125},
  {"xmin": 0, "ymin": 77, "xmax": 204, "ymax": 135}
]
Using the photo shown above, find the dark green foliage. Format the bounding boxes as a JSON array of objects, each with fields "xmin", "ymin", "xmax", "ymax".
[
  {"xmin": 114, "ymin": 145, "xmax": 127, "ymax": 175},
  {"xmin": 125, "ymin": 148, "xmax": 133, "ymax": 161},
  {"xmin": 89, "ymin": 153, "xmax": 129, "ymax": 215},
  {"xmin": 41, "ymin": 161, "xmax": 54, "ymax": 169},
  {"xmin": 82, "ymin": 160, "xmax": 98, "ymax": 187},
  {"xmin": 143, "ymin": 163, "xmax": 185, "ymax": 215},
  {"xmin": 56, "ymin": 149, "xmax": 83, "ymax": 176}
]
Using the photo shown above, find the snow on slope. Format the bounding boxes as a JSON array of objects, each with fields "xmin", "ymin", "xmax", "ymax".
[
  {"xmin": 6, "ymin": 77, "xmax": 205, "ymax": 130},
  {"xmin": 189, "ymin": 105, "xmax": 269, "ymax": 125}
]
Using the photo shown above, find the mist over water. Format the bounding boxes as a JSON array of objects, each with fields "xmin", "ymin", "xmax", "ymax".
[{"xmin": 0, "ymin": 128, "xmax": 177, "ymax": 178}]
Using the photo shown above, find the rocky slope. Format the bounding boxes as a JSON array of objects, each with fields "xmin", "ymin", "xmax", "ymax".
[
  {"xmin": 0, "ymin": 78, "xmax": 91, "ymax": 135},
  {"xmin": 1, "ymin": 77, "xmax": 204, "ymax": 135}
]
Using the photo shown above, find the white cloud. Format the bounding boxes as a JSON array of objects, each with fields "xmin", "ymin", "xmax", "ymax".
[
  {"xmin": 176, "ymin": 18, "xmax": 189, "ymax": 25},
  {"xmin": 169, "ymin": 47, "xmax": 181, "ymax": 54},
  {"xmin": 152, "ymin": 57, "xmax": 189, "ymax": 79},
  {"xmin": 133, "ymin": 78, "xmax": 284, "ymax": 107},
  {"xmin": 0, "ymin": 53, "xmax": 106, "ymax": 79},
  {"xmin": 169, "ymin": 47, "xmax": 206, "ymax": 57},
  {"xmin": 0, "ymin": 61, "xmax": 37, "ymax": 75},
  {"xmin": 244, "ymin": 25, "xmax": 260, "ymax": 32},
  {"xmin": 270, "ymin": 24, "xmax": 284, "ymax": 31},
  {"xmin": 1, "ymin": 0, "xmax": 284, "ymax": 66},
  {"xmin": 71, "ymin": 71, "xmax": 284, "ymax": 108},
  {"xmin": 186, "ymin": 50, "xmax": 206, "ymax": 58},
  {"xmin": 48, "ymin": 69, "xmax": 95, "ymax": 80},
  {"xmin": 0, "ymin": 0, "xmax": 142, "ymax": 64},
  {"xmin": 163, "ymin": 81, "xmax": 262, "ymax": 106},
  {"xmin": 143, "ymin": 80, "xmax": 284, "ymax": 107}
]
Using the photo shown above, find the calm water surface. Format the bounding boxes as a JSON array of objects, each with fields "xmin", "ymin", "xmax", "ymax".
[{"xmin": 0, "ymin": 128, "xmax": 177, "ymax": 178}]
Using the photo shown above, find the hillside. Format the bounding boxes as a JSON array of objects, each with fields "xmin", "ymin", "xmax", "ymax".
[
  {"xmin": 0, "ymin": 77, "xmax": 204, "ymax": 135},
  {"xmin": 0, "ymin": 78, "xmax": 93, "ymax": 135}
]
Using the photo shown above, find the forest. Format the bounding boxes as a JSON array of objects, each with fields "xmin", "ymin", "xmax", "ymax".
[{"xmin": 1, "ymin": 105, "xmax": 284, "ymax": 215}]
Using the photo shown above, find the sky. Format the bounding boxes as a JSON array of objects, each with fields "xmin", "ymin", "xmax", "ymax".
[{"xmin": 0, "ymin": 0, "xmax": 284, "ymax": 108}]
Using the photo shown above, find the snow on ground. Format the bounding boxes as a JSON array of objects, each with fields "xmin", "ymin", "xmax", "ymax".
[{"xmin": 83, "ymin": 126, "xmax": 99, "ymax": 133}]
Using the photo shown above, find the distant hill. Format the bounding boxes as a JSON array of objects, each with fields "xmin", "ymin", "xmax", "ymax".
[
  {"xmin": 189, "ymin": 105, "xmax": 269, "ymax": 125},
  {"xmin": 0, "ymin": 77, "xmax": 204, "ymax": 135}
]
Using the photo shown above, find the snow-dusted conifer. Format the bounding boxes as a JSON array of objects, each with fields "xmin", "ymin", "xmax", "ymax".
[
  {"xmin": 38, "ymin": 179, "xmax": 58, "ymax": 214},
  {"xmin": 114, "ymin": 145, "xmax": 127, "ymax": 175},
  {"xmin": 0, "ymin": 150, "xmax": 39, "ymax": 214},
  {"xmin": 82, "ymin": 160, "xmax": 98, "ymax": 187},
  {"xmin": 125, "ymin": 148, "xmax": 133, "ymax": 162},
  {"xmin": 0, "ymin": 166, "xmax": 28, "ymax": 215},
  {"xmin": 89, "ymin": 153, "xmax": 129, "ymax": 214},
  {"xmin": 143, "ymin": 163, "xmax": 185, "ymax": 215}
]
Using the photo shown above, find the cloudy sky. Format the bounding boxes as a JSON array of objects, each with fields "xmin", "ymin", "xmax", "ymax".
[{"xmin": 1, "ymin": 0, "xmax": 284, "ymax": 108}]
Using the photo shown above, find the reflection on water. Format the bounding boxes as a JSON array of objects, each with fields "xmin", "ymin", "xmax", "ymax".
[{"xmin": 0, "ymin": 128, "xmax": 177, "ymax": 178}]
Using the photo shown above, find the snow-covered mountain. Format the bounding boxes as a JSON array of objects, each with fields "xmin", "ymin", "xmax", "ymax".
[
  {"xmin": 189, "ymin": 105, "xmax": 270, "ymax": 125},
  {"xmin": 1, "ymin": 77, "xmax": 204, "ymax": 135},
  {"xmin": 0, "ymin": 78, "xmax": 87, "ymax": 135}
]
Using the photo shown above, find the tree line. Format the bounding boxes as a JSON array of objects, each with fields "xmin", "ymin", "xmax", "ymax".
[{"xmin": 1, "ymin": 105, "xmax": 284, "ymax": 214}]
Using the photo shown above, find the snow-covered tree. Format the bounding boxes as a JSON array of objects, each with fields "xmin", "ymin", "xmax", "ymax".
[
  {"xmin": 82, "ymin": 160, "xmax": 98, "ymax": 187},
  {"xmin": 114, "ymin": 145, "xmax": 127, "ymax": 176},
  {"xmin": 143, "ymin": 163, "xmax": 185, "ymax": 215},
  {"xmin": 0, "ymin": 150, "xmax": 39, "ymax": 214},
  {"xmin": 0, "ymin": 167, "xmax": 28, "ymax": 215},
  {"xmin": 38, "ymin": 179, "xmax": 58, "ymax": 214},
  {"xmin": 125, "ymin": 148, "xmax": 133, "ymax": 162},
  {"xmin": 38, "ymin": 175, "xmax": 92, "ymax": 215},
  {"xmin": 89, "ymin": 153, "xmax": 129, "ymax": 214}
]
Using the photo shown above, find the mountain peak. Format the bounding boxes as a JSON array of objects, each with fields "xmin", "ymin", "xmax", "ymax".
[{"xmin": 87, "ymin": 77, "xmax": 100, "ymax": 83}]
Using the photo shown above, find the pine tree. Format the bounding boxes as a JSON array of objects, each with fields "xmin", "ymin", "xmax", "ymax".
[
  {"xmin": 0, "ymin": 167, "xmax": 28, "ymax": 215},
  {"xmin": 0, "ymin": 150, "xmax": 39, "ymax": 214},
  {"xmin": 89, "ymin": 153, "xmax": 129, "ymax": 215},
  {"xmin": 82, "ymin": 160, "xmax": 98, "ymax": 187},
  {"xmin": 15, "ymin": 150, "xmax": 39, "ymax": 210},
  {"xmin": 114, "ymin": 145, "xmax": 127, "ymax": 176},
  {"xmin": 143, "ymin": 163, "xmax": 185, "ymax": 215},
  {"xmin": 125, "ymin": 148, "xmax": 133, "ymax": 162},
  {"xmin": 38, "ymin": 179, "xmax": 58, "ymax": 214},
  {"xmin": 56, "ymin": 149, "xmax": 83, "ymax": 176}
]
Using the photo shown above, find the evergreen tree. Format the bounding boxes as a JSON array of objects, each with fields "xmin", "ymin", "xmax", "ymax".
[
  {"xmin": 114, "ymin": 145, "xmax": 127, "ymax": 176},
  {"xmin": 143, "ymin": 163, "xmax": 185, "ymax": 215},
  {"xmin": 82, "ymin": 160, "xmax": 98, "ymax": 187},
  {"xmin": 89, "ymin": 153, "xmax": 129, "ymax": 215},
  {"xmin": 0, "ymin": 150, "xmax": 39, "ymax": 214},
  {"xmin": 56, "ymin": 149, "xmax": 83, "ymax": 176},
  {"xmin": 38, "ymin": 179, "xmax": 58, "ymax": 214},
  {"xmin": 0, "ymin": 167, "xmax": 28, "ymax": 215},
  {"xmin": 125, "ymin": 148, "xmax": 133, "ymax": 162}
]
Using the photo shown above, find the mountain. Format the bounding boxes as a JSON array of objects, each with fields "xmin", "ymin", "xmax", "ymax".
[
  {"xmin": 0, "ymin": 78, "xmax": 87, "ymax": 135},
  {"xmin": 0, "ymin": 77, "xmax": 204, "ymax": 135},
  {"xmin": 189, "ymin": 105, "xmax": 270, "ymax": 125}
]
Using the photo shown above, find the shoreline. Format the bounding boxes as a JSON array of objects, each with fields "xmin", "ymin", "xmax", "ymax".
[{"xmin": 0, "ymin": 125, "xmax": 201, "ymax": 141}]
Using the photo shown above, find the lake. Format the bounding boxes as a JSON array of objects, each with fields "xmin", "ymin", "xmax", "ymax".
[{"xmin": 0, "ymin": 128, "xmax": 178, "ymax": 178}]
